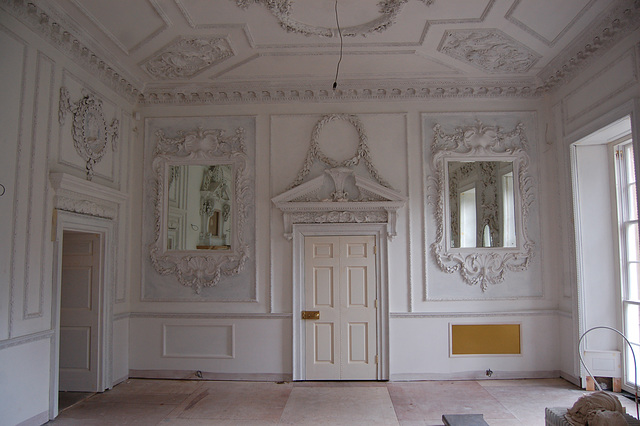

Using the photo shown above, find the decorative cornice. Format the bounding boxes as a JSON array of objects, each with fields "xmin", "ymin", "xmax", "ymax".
[
  {"xmin": 536, "ymin": 0, "xmax": 640, "ymax": 93},
  {"xmin": 0, "ymin": 0, "xmax": 141, "ymax": 102}
]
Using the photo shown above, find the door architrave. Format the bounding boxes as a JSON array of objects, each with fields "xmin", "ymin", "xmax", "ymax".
[
  {"xmin": 50, "ymin": 210, "xmax": 114, "ymax": 419},
  {"xmin": 292, "ymin": 223, "xmax": 389, "ymax": 381}
]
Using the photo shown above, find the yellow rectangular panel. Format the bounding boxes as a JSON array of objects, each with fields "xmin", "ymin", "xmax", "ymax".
[{"xmin": 451, "ymin": 324, "xmax": 521, "ymax": 355}]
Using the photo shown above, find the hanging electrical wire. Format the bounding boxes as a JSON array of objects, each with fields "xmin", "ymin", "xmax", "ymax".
[{"xmin": 332, "ymin": 0, "xmax": 343, "ymax": 90}]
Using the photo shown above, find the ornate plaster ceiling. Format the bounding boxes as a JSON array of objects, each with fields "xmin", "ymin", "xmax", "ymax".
[{"xmin": 10, "ymin": 0, "xmax": 640, "ymax": 103}]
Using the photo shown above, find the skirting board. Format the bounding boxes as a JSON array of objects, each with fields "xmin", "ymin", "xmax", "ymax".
[
  {"xmin": 16, "ymin": 410, "xmax": 49, "ymax": 426},
  {"xmin": 390, "ymin": 370, "xmax": 561, "ymax": 381},
  {"xmin": 129, "ymin": 369, "xmax": 292, "ymax": 382}
]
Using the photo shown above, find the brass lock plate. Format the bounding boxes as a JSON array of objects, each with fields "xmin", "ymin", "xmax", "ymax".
[{"xmin": 301, "ymin": 310, "xmax": 320, "ymax": 320}]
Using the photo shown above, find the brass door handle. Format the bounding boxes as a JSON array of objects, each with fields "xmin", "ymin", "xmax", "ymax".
[{"xmin": 301, "ymin": 311, "xmax": 320, "ymax": 320}]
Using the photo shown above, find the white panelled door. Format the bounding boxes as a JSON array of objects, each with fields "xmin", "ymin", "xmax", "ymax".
[
  {"xmin": 59, "ymin": 232, "xmax": 101, "ymax": 392},
  {"xmin": 304, "ymin": 235, "xmax": 377, "ymax": 380}
]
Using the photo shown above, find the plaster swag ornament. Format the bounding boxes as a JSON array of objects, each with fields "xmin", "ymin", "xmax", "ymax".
[
  {"xmin": 429, "ymin": 120, "xmax": 535, "ymax": 291},
  {"xmin": 273, "ymin": 114, "xmax": 406, "ymax": 240},
  {"xmin": 235, "ymin": 0, "xmax": 433, "ymax": 37},
  {"xmin": 59, "ymin": 87, "xmax": 119, "ymax": 180},
  {"xmin": 150, "ymin": 127, "xmax": 252, "ymax": 294}
]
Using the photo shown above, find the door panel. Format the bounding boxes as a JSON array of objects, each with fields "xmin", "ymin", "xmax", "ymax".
[
  {"xmin": 59, "ymin": 232, "xmax": 101, "ymax": 392},
  {"xmin": 305, "ymin": 235, "xmax": 377, "ymax": 380}
]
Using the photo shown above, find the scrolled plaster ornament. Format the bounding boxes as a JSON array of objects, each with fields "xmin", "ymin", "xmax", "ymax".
[
  {"xmin": 439, "ymin": 29, "xmax": 540, "ymax": 74},
  {"xmin": 143, "ymin": 36, "xmax": 233, "ymax": 80},
  {"xmin": 429, "ymin": 120, "xmax": 535, "ymax": 292},
  {"xmin": 59, "ymin": 87, "xmax": 119, "ymax": 181}
]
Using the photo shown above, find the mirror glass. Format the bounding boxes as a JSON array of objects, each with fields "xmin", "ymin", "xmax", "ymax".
[
  {"xmin": 166, "ymin": 164, "xmax": 233, "ymax": 251},
  {"xmin": 447, "ymin": 160, "xmax": 516, "ymax": 248}
]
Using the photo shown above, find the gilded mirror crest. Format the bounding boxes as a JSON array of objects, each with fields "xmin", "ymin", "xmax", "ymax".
[{"xmin": 429, "ymin": 120, "xmax": 535, "ymax": 291}]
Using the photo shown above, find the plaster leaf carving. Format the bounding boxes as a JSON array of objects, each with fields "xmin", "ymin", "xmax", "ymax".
[
  {"xmin": 143, "ymin": 36, "xmax": 234, "ymax": 80},
  {"xmin": 58, "ymin": 87, "xmax": 119, "ymax": 181},
  {"xmin": 439, "ymin": 29, "xmax": 540, "ymax": 74},
  {"xmin": 234, "ymin": 0, "xmax": 433, "ymax": 37},
  {"xmin": 150, "ymin": 127, "xmax": 252, "ymax": 294},
  {"xmin": 429, "ymin": 120, "xmax": 535, "ymax": 291}
]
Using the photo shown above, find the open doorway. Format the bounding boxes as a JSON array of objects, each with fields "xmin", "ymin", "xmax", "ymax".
[{"xmin": 58, "ymin": 231, "xmax": 102, "ymax": 409}]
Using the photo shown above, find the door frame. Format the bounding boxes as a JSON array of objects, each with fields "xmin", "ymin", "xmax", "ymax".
[
  {"xmin": 49, "ymin": 210, "xmax": 115, "ymax": 419},
  {"xmin": 292, "ymin": 223, "xmax": 389, "ymax": 381}
]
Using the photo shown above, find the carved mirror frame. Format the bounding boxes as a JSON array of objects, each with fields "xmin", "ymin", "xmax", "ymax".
[
  {"xmin": 429, "ymin": 121, "xmax": 535, "ymax": 291},
  {"xmin": 149, "ymin": 127, "xmax": 251, "ymax": 294}
]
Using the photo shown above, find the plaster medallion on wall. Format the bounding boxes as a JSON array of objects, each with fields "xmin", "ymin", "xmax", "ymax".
[
  {"xmin": 439, "ymin": 29, "xmax": 540, "ymax": 73},
  {"xmin": 59, "ymin": 87, "xmax": 119, "ymax": 181},
  {"xmin": 142, "ymin": 36, "xmax": 234, "ymax": 79},
  {"xmin": 235, "ymin": 0, "xmax": 433, "ymax": 37}
]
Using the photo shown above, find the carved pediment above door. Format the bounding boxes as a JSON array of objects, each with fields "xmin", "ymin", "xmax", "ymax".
[{"xmin": 272, "ymin": 114, "xmax": 406, "ymax": 240}]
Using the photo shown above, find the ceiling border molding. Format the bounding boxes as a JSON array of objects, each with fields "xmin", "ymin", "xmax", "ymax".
[
  {"xmin": 138, "ymin": 79, "xmax": 542, "ymax": 105},
  {"xmin": 536, "ymin": 0, "xmax": 640, "ymax": 93},
  {"xmin": 234, "ymin": 0, "xmax": 433, "ymax": 38},
  {"xmin": 505, "ymin": 0, "xmax": 598, "ymax": 47},
  {"xmin": 0, "ymin": 0, "xmax": 141, "ymax": 102}
]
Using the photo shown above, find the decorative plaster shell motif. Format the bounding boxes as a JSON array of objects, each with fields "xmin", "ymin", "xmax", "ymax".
[
  {"xmin": 235, "ymin": 0, "xmax": 433, "ymax": 37},
  {"xmin": 429, "ymin": 120, "xmax": 535, "ymax": 291},
  {"xmin": 143, "ymin": 36, "xmax": 233, "ymax": 79},
  {"xmin": 439, "ymin": 29, "xmax": 540, "ymax": 73},
  {"xmin": 58, "ymin": 87, "xmax": 119, "ymax": 181},
  {"xmin": 150, "ymin": 127, "xmax": 252, "ymax": 294}
]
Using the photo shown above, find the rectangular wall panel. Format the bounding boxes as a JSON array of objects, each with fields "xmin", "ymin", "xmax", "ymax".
[
  {"xmin": 163, "ymin": 324, "xmax": 234, "ymax": 358},
  {"xmin": 451, "ymin": 324, "xmax": 521, "ymax": 355}
]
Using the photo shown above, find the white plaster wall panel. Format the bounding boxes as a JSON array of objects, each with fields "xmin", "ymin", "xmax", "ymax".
[
  {"xmin": 389, "ymin": 314, "xmax": 559, "ymax": 380},
  {"xmin": 10, "ymin": 48, "xmax": 56, "ymax": 338},
  {"xmin": 112, "ymin": 315, "xmax": 129, "ymax": 384},
  {"xmin": 0, "ymin": 25, "xmax": 27, "ymax": 342},
  {"xmin": 422, "ymin": 112, "xmax": 542, "ymax": 301},
  {"xmin": 558, "ymin": 313, "xmax": 578, "ymax": 383},
  {"xmin": 0, "ymin": 338, "xmax": 51, "ymax": 426},
  {"xmin": 563, "ymin": 50, "xmax": 638, "ymax": 127},
  {"xmin": 163, "ymin": 324, "xmax": 234, "ymax": 358},
  {"xmin": 269, "ymin": 113, "xmax": 409, "ymax": 314},
  {"xmin": 506, "ymin": 0, "xmax": 595, "ymax": 46},
  {"xmin": 129, "ymin": 317, "xmax": 291, "ymax": 377},
  {"xmin": 69, "ymin": 0, "xmax": 170, "ymax": 55},
  {"xmin": 142, "ymin": 116, "xmax": 257, "ymax": 302}
]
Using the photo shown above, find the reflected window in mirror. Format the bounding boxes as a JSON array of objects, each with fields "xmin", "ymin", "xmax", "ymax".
[{"xmin": 447, "ymin": 160, "xmax": 516, "ymax": 249}]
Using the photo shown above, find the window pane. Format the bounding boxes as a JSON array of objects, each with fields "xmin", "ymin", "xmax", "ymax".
[
  {"xmin": 626, "ymin": 344, "xmax": 640, "ymax": 387},
  {"xmin": 629, "ymin": 182, "xmax": 638, "ymax": 221},
  {"xmin": 629, "ymin": 262, "xmax": 640, "ymax": 301},
  {"xmin": 626, "ymin": 303, "xmax": 640, "ymax": 345},
  {"xmin": 627, "ymin": 222, "xmax": 640, "ymax": 262}
]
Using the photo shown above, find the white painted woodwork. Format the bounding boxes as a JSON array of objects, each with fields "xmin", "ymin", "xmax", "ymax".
[
  {"xmin": 304, "ymin": 236, "xmax": 377, "ymax": 380},
  {"xmin": 59, "ymin": 232, "xmax": 101, "ymax": 392}
]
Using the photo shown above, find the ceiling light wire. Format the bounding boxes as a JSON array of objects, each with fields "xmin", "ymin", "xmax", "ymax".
[{"xmin": 332, "ymin": 0, "xmax": 343, "ymax": 90}]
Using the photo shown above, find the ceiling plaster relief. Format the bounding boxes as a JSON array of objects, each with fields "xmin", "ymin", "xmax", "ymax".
[
  {"xmin": 234, "ymin": 0, "xmax": 433, "ymax": 38},
  {"xmin": 439, "ymin": 29, "xmax": 540, "ymax": 74},
  {"xmin": 142, "ymin": 36, "xmax": 234, "ymax": 80}
]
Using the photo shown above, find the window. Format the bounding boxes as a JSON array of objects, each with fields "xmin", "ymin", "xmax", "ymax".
[{"xmin": 614, "ymin": 140, "xmax": 640, "ymax": 387}]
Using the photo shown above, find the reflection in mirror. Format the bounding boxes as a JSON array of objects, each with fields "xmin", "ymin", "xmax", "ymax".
[
  {"xmin": 448, "ymin": 161, "xmax": 516, "ymax": 248},
  {"xmin": 166, "ymin": 164, "xmax": 233, "ymax": 251}
]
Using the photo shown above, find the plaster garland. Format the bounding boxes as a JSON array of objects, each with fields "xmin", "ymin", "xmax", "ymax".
[
  {"xmin": 234, "ymin": 0, "xmax": 434, "ymax": 38},
  {"xmin": 149, "ymin": 127, "xmax": 252, "ymax": 294},
  {"xmin": 59, "ymin": 87, "xmax": 119, "ymax": 181},
  {"xmin": 428, "ymin": 120, "xmax": 535, "ymax": 291}
]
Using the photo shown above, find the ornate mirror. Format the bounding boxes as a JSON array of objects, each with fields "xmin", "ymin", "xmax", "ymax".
[
  {"xmin": 430, "ymin": 121, "xmax": 534, "ymax": 291},
  {"xmin": 149, "ymin": 127, "xmax": 251, "ymax": 293}
]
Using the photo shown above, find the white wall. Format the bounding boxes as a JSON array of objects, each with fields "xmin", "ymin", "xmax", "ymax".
[{"xmin": 0, "ymin": 7, "xmax": 134, "ymax": 424}]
